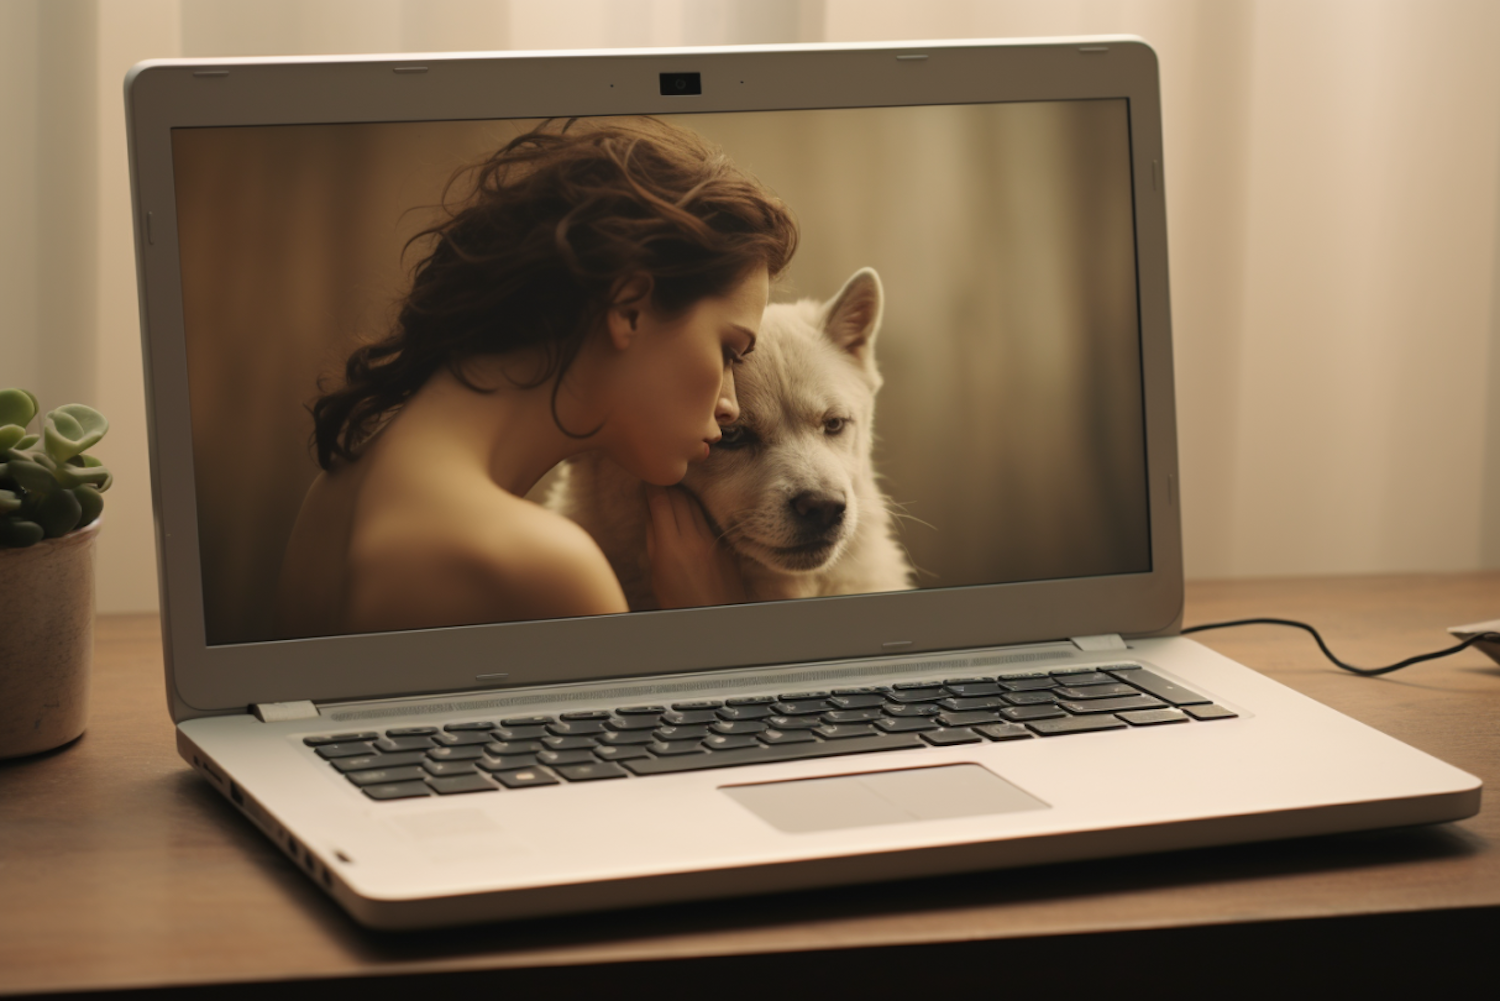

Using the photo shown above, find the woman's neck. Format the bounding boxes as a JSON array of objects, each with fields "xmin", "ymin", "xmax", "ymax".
[{"xmin": 383, "ymin": 358, "xmax": 602, "ymax": 497}]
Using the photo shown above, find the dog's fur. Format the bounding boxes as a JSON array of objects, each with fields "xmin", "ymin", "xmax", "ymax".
[{"xmin": 548, "ymin": 267, "xmax": 914, "ymax": 609}]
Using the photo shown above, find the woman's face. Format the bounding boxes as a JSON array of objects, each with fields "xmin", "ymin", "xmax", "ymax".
[{"xmin": 604, "ymin": 265, "xmax": 769, "ymax": 486}]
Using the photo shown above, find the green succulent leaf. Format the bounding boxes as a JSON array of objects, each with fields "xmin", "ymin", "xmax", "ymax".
[
  {"xmin": 5, "ymin": 458, "xmax": 56, "ymax": 495},
  {"xmin": 44, "ymin": 404, "xmax": 108, "ymax": 463},
  {"xmin": 37, "ymin": 488, "xmax": 83, "ymax": 538},
  {"xmin": 55, "ymin": 460, "xmax": 111, "ymax": 489},
  {"xmin": 0, "ymin": 517, "xmax": 44, "ymax": 548},
  {"xmin": 16, "ymin": 434, "xmax": 38, "ymax": 450},
  {"xmin": 0, "ymin": 488, "xmax": 20, "ymax": 514},
  {"xmin": 74, "ymin": 485, "xmax": 104, "ymax": 527},
  {"xmin": 0, "ymin": 424, "xmax": 25, "ymax": 451},
  {"xmin": 0, "ymin": 389, "xmax": 38, "ymax": 428}
]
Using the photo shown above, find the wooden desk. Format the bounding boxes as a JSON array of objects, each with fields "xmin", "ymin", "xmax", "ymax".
[{"xmin": 3, "ymin": 574, "xmax": 1497, "ymax": 997}]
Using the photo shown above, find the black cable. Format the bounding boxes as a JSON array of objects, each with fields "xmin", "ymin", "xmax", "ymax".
[{"xmin": 1180, "ymin": 618, "xmax": 1500, "ymax": 677}]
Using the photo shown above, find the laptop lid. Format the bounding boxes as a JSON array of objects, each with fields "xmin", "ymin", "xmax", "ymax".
[{"xmin": 125, "ymin": 38, "xmax": 1182, "ymax": 721}]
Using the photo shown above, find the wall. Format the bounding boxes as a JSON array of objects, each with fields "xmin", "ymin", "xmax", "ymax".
[{"xmin": 2, "ymin": 0, "xmax": 1496, "ymax": 613}]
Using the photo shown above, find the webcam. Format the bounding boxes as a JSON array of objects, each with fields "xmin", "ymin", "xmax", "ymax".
[{"xmin": 660, "ymin": 72, "xmax": 702, "ymax": 96}]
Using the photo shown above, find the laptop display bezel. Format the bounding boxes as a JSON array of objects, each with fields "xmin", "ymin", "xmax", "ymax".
[{"xmin": 124, "ymin": 38, "xmax": 1182, "ymax": 720}]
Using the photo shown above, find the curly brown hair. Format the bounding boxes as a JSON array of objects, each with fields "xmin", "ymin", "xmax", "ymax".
[{"xmin": 310, "ymin": 117, "xmax": 799, "ymax": 470}]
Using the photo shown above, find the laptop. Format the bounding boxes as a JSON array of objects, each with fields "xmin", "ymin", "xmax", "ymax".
[{"xmin": 124, "ymin": 37, "xmax": 1481, "ymax": 930}]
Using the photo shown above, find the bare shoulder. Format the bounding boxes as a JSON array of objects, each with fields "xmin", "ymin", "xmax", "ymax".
[{"xmin": 344, "ymin": 488, "xmax": 626, "ymax": 632}]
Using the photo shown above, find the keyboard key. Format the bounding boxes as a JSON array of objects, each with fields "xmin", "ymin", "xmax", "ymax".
[
  {"xmin": 501, "ymin": 716, "xmax": 554, "ymax": 726},
  {"xmin": 815, "ymin": 723, "xmax": 878, "ymax": 740},
  {"xmin": 773, "ymin": 700, "xmax": 833, "ymax": 715},
  {"xmin": 538, "ymin": 749, "xmax": 596, "ymax": 766},
  {"xmin": 384, "ymin": 726, "xmax": 437, "ymax": 737},
  {"xmin": 827, "ymin": 694, "xmax": 886, "ymax": 710},
  {"xmin": 426, "ymin": 745, "xmax": 485, "ymax": 761},
  {"xmin": 479, "ymin": 754, "xmax": 540, "ymax": 771},
  {"xmin": 559, "ymin": 710, "xmax": 612, "ymax": 721},
  {"xmin": 661, "ymin": 710, "xmax": 719, "ymax": 726},
  {"xmin": 821, "ymin": 708, "xmax": 884, "ymax": 723},
  {"xmin": 759, "ymin": 729, "xmax": 819, "ymax": 745},
  {"xmin": 1050, "ymin": 670, "xmax": 1113, "ymax": 684},
  {"xmin": 716, "ymin": 705, "xmax": 774, "ymax": 721},
  {"xmin": 373, "ymin": 736, "xmax": 435, "ymax": 753},
  {"xmin": 1004, "ymin": 691, "xmax": 1060, "ymax": 706},
  {"xmin": 725, "ymin": 695, "xmax": 777, "ymax": 706},
  {"xmin": 711, "ymin": 719, "xmax": 768, "ymax": 735},
  {"xmin": 484, "ymin": 740, "xmax": 543, "ymax": 756},
  {"xmin": 491, "ymin": 767, "xmax": 560, "ymax": 789},
  {"xmin": 431, "ymin": 730, "xmax": 494, "ymax": 747},
  {"xmin": 654, "ymin": 725, "xmax": 712, "ymax": 741},
  {"xmin": 623, "ymin": 733, "xmax": 924, "ymax": 776},
  {"xmin": 332, "ymin": 752, "xmax": 426, "ymax": 773},
  {"xmin": 1028, "ymin": 715, "xmax": 1129, "ymax": 736},
  {"xmin": 937, "ymin": 696, "xmax": 1008, "ymax": 712},
  {"xmin": 892, "ymin": 680, "xmax": 942, "ymax": 690},
  {"xmin": 1114, "ymin": 670, "xmax": 1213, "ymax": 706},
  {"xmin": 541, "ymin": 735, "xmax": 598, "ymax": 750},
  {"xmin": 361, "ymin": 781, "xmax": 431, "ymax": 800},
  {"xmin": 428, "ymin": 774, "xmax": 497, "ymax": 795},
  {"xmin": 671, "ymin": 700, "xmax": 724, "ymax": 710},
  {"xmin": 444, "ymin": 721, "xmax": 495, "ymax": 731},
  {"xmin": 778, "ymin": 691, "xmax": 830, "ymax": 700},
  {"xmin": 1119, "ymin": 708, "xmax": 1190, "ymax": 726},
  {"xmin": 303, "ymin": 732, "xmax": 377, "ymax": 747},
  {"xmin": 885, "ymin": 689, "xmax": 946, "ymax": 704},
  {"xmin": 493, "ymin": 725, "xmax": 548, "ymax": 742},
  {"xmin": 1000, "ymin": 676, "xmax": 1058, "ymax": 692},
  {"xmin": 703, "ymin": 734, "xmax": 760, "ymax": 751},
  {"xmin": 1001, "ymin": 705, "xmax": 1067, "ymax": 721},
  {"xmin": 922, "ymin": 727, "xmax": 983, "ymax": 746},
  {"xmin": 1184, "ymin": 704, "xmax": 1238, "ymax": 721},
  {"xmin": 598, "ymin": 730, "xmax": 657, "ymax": 746},
  {"xmin": 1057, "ymin": 695, "xmax": 1165, "ymax": 715},
  {"xmin": 943, "ymin": 677, "xmax": 992, "ymax": 686},
  {"xmin": 883, "ymin": 703, "xmax": 941, "ymax": 717},
  {"xmin": 606, "ymin": 715, "xmax": 662, "ymax": 731},
  {"xmin": 616, "ymin": 705, "xmax": 668, "ymax": 715},
  {"xmin": 547, "ymin": 720, "xmax": 608, "ymax": 736},
  {"xmin": 556, "ymin": 762, "xmax": 628, "ymax": 782},
  {"xmin": 315, "ymin": 742, "xmax": 376, "ymax": 759},
  {"xmin": 943, "ymin": 682, "xmax": 1004, "ymax": 698},
  {"xmin": 346, "ymin": 766, "xmax": 427, "ymax": 786},
  {"xmin": 765, "ymin": 715, "xmax": 823, "ymax": 730},
  {"xmin": 649, "ymin": 740, "xmax": 708, "ymax": 756},
  {"xmin": 975, "ymin": 723, "xmax": 1033, "ymax": 741},
  {"xmin": 1053, "ymin": 683, "xmax": 1140, "ymax": 700},
  {"xmin": 593, "ymin": 745, "xmax": 653, "ymax": 761},
  {"xmin": 832, "ymin": 686, "xmax": 890, "ymax": 696},
  {"xmin": 875, "ymin": 717, "xmax": 941, "ymax": 733},
  {"xmin": 938, "ymin": 710, "xmax": 1005, "ymax": 728},
  {"xmin": 423, "ymin": 759, "xmax": 478, "ymax": 776}
]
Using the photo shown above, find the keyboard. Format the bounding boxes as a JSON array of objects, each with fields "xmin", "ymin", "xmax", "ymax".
[{"xmin": 303, "ymin": 663, "xmax": 1238, "ymax": 801}]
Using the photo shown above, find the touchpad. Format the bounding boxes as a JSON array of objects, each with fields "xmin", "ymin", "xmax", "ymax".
[{"xmin": 721, "ymin": 764, "xmax": 1049, "ymax": 834}]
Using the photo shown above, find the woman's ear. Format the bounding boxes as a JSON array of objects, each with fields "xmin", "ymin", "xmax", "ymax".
[{"xmin": 606, "ymin": 274, "xmax": 654, "ymax": 350}]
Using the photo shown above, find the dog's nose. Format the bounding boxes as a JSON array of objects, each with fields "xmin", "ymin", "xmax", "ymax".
[{"xmin": 789, "ymin": 492, "xmax": 846, "ymax": 533}]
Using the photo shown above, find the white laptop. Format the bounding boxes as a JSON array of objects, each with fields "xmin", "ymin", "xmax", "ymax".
[{"xmin": 125, "ymin": 37, "xmax": 1480, "ymax": 930}]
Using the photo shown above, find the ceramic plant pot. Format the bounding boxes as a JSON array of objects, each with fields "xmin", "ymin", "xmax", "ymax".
[{"xmin": 0, "ymin": 520, "xmax": 99, "ymax": 759}]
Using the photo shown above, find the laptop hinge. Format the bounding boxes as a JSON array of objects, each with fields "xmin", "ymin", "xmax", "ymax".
[
  {"xmin": 252, "ymin": 700, "xmax": 321, "ymax": 723},
  {"xmin": 1070, "ymin": 634, "xmax": 1127, "ymax": 652}
]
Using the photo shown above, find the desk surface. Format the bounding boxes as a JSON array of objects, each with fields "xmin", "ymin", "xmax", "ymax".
[{"xmin": 2, "ymin": 573, "xmax": 1497, "ymax": 996}]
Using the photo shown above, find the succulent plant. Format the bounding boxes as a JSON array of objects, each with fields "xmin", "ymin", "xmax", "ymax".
[{"xmin": 0, "ymin": 388, "xmax": 112, "ymax": 548}]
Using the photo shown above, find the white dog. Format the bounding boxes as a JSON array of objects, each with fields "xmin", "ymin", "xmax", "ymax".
[{"xmin": 549, "ymin": 267, "xmax": 915, "ymax": 609}]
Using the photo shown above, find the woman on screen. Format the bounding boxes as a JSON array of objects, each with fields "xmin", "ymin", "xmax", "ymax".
[{"xmin": 272, "ymin": 118, "xmax": 798, "ymax": 638}]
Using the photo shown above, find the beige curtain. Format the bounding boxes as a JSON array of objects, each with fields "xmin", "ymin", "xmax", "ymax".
[{"xmin": 3, "ymin": 0, "xmax": 1497, "ymax": 614}]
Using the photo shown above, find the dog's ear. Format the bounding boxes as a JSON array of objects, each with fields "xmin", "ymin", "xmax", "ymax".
[{"xmin": 819, "ymin": 268, "xmax": 883, "ymax": 365}]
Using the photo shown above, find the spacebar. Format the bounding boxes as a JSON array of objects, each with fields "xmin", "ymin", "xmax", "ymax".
[{"xmin": 621, "ymin": 734, "xmax": 926, "ymax": 775}]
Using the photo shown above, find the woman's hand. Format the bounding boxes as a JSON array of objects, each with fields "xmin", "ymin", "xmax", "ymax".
[{"xmin": 645, "ymin": 485, "xmax": 747, "ymax": 609}]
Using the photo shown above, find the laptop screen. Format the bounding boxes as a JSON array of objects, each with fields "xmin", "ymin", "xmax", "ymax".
[{"xmin": 171, "ymin": 100, "xmax": 1148, "ymax": 647}]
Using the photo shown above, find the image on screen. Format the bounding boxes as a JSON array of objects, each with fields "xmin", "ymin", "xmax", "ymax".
[{"xmin": 172, "ymin": 100, "xmax": 1150, "ymax": 646}]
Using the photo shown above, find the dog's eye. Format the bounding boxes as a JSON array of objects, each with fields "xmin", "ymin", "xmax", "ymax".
[
  {"xmin": 823, "ymin": 417, "xmax": 848, "ymax": 436},
  {"xmin": 714, "ymin": 425, "xmax": 754, "ymax": 450}
]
